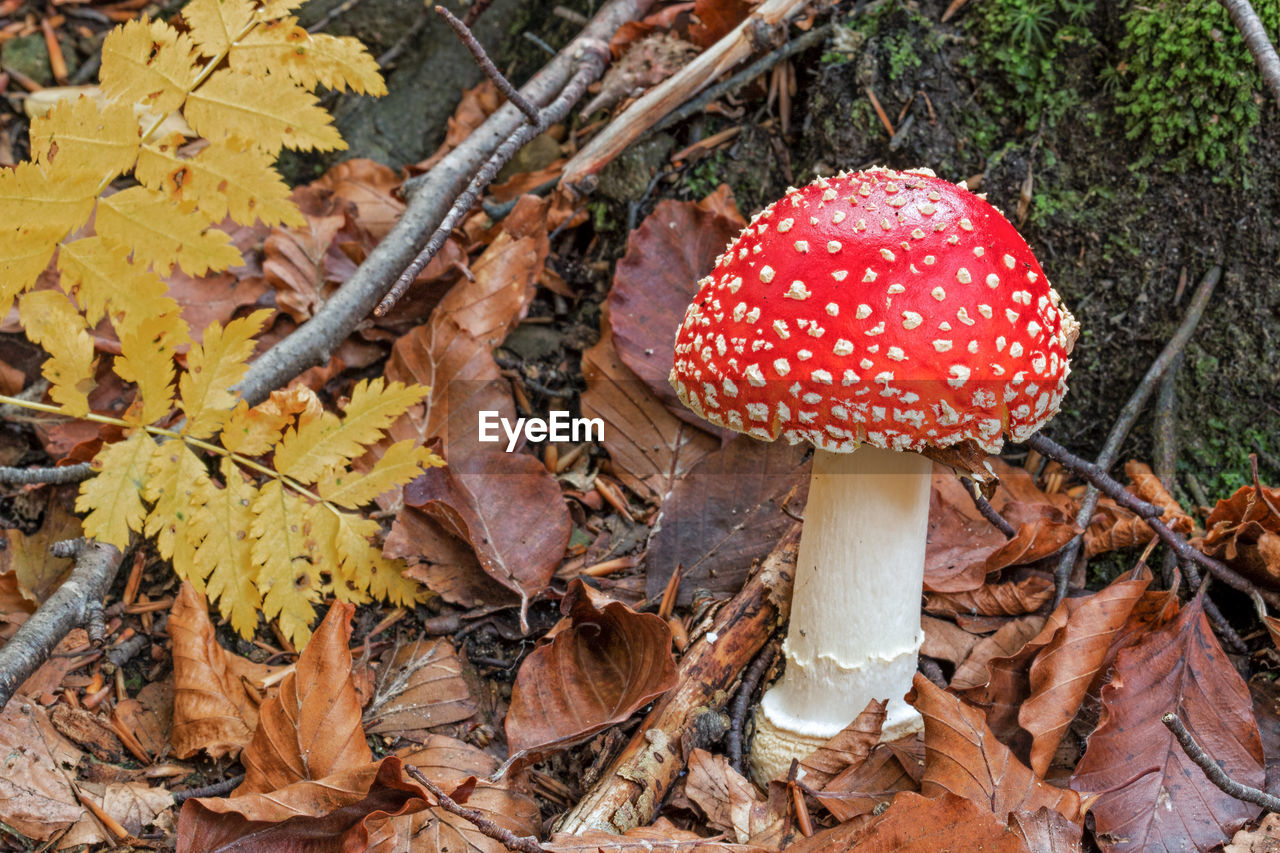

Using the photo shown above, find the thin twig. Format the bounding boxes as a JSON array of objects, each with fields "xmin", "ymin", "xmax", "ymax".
[
  {"xmin": 436, "ymin": 6, "xmax": 541, "ymax": 123},
  {"xmin": 233, "ymin": 0, "xmax": 648, "ymax": 405},
  {"xmin": 1026, "ymin": 433, "xmax": 1280, "ymax": 610},
  {"xmin": 404, "ymin": 764, "xmax": 547, "ymax": 852},
  {"xmin": 0, "ymin": 463, "xmax": 93, "ymax": 485},
  {"xmin": 0, "ymin": 538, "xmax": 122, "ymax": 709},
  {"xmin": 969, "ymin": 483, "xmax": 1016, "ymax": 538},
  {"xmin": 172, "ymin": 774, "xmax": 247, "ymax": 804},
  {"xmin": 1051, "ymin": 266, "xmax": 1221, "ymax": 604},
  {"xmin": 1218, "ymin": 0, "xmax": 1280, "ymax": 105},
  {"xmin": 1163, "ymin": 711, "xmax": 1280, "ymax": 811},
  {"xmin": 461, "ymin": 0, "xmax": 496, "ymax": 27},
  {"xmin": 728, "ymin": 641, "xmax": 777, "ymax": 774},
  {"xmin": 376, "ymin": 53, "xmax": 603, "ymax": 315}
]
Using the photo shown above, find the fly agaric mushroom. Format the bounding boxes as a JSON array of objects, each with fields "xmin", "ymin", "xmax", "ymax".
[{"xmin": 669, "ymin": 167, "xmax": 1078, "ymax": 783}]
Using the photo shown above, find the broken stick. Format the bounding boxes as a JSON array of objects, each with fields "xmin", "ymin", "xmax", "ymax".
[{"xmin": 554, "ymin": 526, "xmax": 799, "ymax": 834}]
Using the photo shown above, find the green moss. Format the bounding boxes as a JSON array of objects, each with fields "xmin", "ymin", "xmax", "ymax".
[
  {"xmin": 1108, "ymin": 0, "xmax": 1279, "ymax": 174},
  {"xmin": 963, "ymin": 0, "xmax": 1098, "ymax": 133}
]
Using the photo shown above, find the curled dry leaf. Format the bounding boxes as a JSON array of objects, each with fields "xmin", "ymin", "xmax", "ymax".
[
  {"xmin": 0, "ymin": 695, "xmax": 84, "ymax": 841},
  {"xmin": 1019, "ymin": 568, "xmax": 1151, "ymax": 777},
  {"xmin": 1071, "ymin": 592, "xmax": 1264, "ymax": 852},
  {"xmin": 798, "ymin": 698, "xmax": 887, "ymax": 789},
  {"xmin": 1084, "ymin": 499, "xmax": 1157, "ymax": 558},
  {"xmin": 1127, "ymin": 460, "xmax": 1195, "ymax": 534},
  {"xmin": 1199, "ymin": 470, "xmax": 1280, "ymax": 588},
  {"xmin": 169, "ymin": 582, "xmax": 273, "ymax": 759},
  {"xmin": 238, "ymin": 600, "xmax": 371, "ymax": 794},
  {"xmin": 2, "ymin": 487, "xmax": 81, "ymax": 603},
  {"xmin": 685, "ymin": 748, "xmax": 783, "ymax": 846},
  {"xmin": 506, "ymin": 579, "xmax": 678, "ymax": 755},
  {"xmin": 922, "ymin": 614, "xmax": 980, "ymax": 666},
  {"xmin": 908, "ymin": 673, "xmax": 1086, "ymax": 824},
  {"xmin": 405, "ymin": 450, "xmax": 570, "ymax": 629},
  {"xmin": 386, "ymin": 506, "xmax": 517, "ymax": 610},
  {"xmin": 644, "ymin": 436, "xmax": 807, "ymax": 603},
  {"xmin": 950, "ymin": 614, "xmax": 1047, "ymax": 692},
  {"xmin": 363, "ymin": 638, "xmax": 479, "ymax": 740},
  {"xmin": 580, "ymin": 319, "xmax": 717, "ymax": 505},
  {"xmin": 607, "ymin": 189, "xmax": 745, "ymax": 424},
  {"xmin": 313, "ymin": 158, "xmax": 404, "ymax": 241},
  {"xmin": 399, "ymin": 733, "xmax": 500, "ymax": 789},
  {"xmin": 789, "ymin": 792, "xmax": 1032, "ymax": 853},
  {"xmin": 813, "ymin": 735, "xmax": 924, "ymax": 823},
  {"xmin": 113, "ymin": 680, "xmax": 172, "ymax": 758},
  {"xmin": 364, "ymin": 779, "xmax": 542, "ymax": 853},
  {"xmin": 59, "ymin": 781, "xmax": 175, "ymax": 848},
  {"xmin": 925, "ymin": 574, "xmax": 1055, "ymax": 619}
]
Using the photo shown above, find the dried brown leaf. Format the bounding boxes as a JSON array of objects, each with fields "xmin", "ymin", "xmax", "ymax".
[
  {"xmin": 1006, "ymin": 807, "xmax": 1085, "ymax": 852},
  {"xmin": 386, "ymin": 506, "xmax": 517, "ymax": 609},
  {"xmin": 405, "ymin": 450, "xmax": 570, "ymax": 628},
  {"xmin": 1071, "ymin": 592, "xmax": 1264, "ymax": 852},
  {"xmin": 799, "ymin": 699, "xmax": 887, "ymax": 789},
  {"xmin": 908, "ymin": 674, "xmax": 1086, "ymax": 824},
  {"xmin": 2, "ymin": 488, "xmax": 81, "ymax": 603},
  {"xmin": 951, "ymin": 614, "xmax": 1047, "ymax": 692},
  {"xmin": 169, "ymin": 582, "xmax": 272, "ymax": 759},
  {"xmin": 926, "ymin": 574, "xmax": 1055, "ymax": 618},
  {"xmin": 113, "ymin": 680, "xmax": 172, "ymax": 758},
  {"xmin": 1200, "ymin": 471, "xmax": 1280, "ymax": 588},
  {"xmin": 0, "ymin": 695, "xmax": 84, "ymax": 841},
  {"xmin": 1126, "ymin": 460, "xmax": 1194, "ymax": 535},
  {"xmin": 1225, "ymin": 812, "xmax": 1280, "ymax": 852},
  {"xmin": 789, "ymin": 792, "xmax": 1033, "ymax": 853},
  {"xmin": 644, "ymin": 436, "xmax": 807, "ymax": 603},
  {"xmin": 363, "ymin": 638, "xmax": 478, "ymax": 739},
  {"xmin": 580, "ymin": 320, "xmax": 717, "ymax": 505},
  {"xmin": 363, "ymin": 779, "xmax": 542, "ymax": 853},
  {"xmin": 607, "ymin": 191, "xmax": 745, "ymax": 424},
  {"xmin": 399, "ymin": 733, "xmax": 500, "ymax": 789},
  {"xmin": 238, "ymin": 600, "xmax": 370, "ymax": 794},
  {"xmin": 313, "ymin": 158, "xmax": 404, "ymax": 240},
  {"xmin": 814, "ymin": 736, "xmax": 924, "ymax": 823},
  {"xmin": 922, "ymin": 614, "xmax": 979, "ymax": 665},
  {"xmin": 546, "ymin": 823, "xmax": 768, "ymax": 851},
  {"xmin": 506, "ymin": 579, "xmax": 677, "ymax": 755},
  {"xmin": 685, "ymin": 748, "xmax": 783, "ymax": 845},
  {"xmin": 1084, "ymin": 498, "xmax": 1154, "ymax": 558}
]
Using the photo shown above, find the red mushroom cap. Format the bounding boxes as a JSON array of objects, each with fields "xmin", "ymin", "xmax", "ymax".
[{"xmin": 669, "ymin": 167, "xmax": 1078, "ymax": 454}]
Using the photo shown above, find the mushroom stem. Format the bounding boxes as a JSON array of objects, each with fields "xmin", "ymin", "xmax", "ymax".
[{"xmin": 750, "ymin": 445, "xmax": 931, "ymax": 783}]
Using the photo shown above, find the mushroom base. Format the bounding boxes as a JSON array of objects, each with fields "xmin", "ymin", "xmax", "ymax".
[{"xmin": 747, "ymin": 639, "xmax": 924, "ymax": 785}]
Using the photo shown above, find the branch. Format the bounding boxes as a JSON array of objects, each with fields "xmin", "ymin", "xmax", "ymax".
[
  {"xmin": 1051, "ymin": 265, "xmax": 1220, "ymax": 603},
  {"xmin": 969, "ymin": 485, "xmax": 1016, "ymax": 539},
  {"xmin": 1026, "ymin": 433, "xmax": 1280, "ymax": 610},
  {"xmin": 435, "ymin": 6, "xmax": 540, "ymax": 123},
  {"xmin": 0, "ymin": 463, "xmax": 93, "ymax": 485},
  {"xmin": 0, "ymin": 538, "xmax": 122, "ymax": 708},
  {"xmin": 1218, "ymin": 0, "xmax": 1280, "ymax": 105},
  {"xmin": 403, "ymin": 765, "xmax": 547, "ymax": 853},
  {"xmin": 727, "ymin": 641, "xmax": 778, "ymax": 774},
  {"xmin": 233, "ymin": 0, "xmax": 651, "ymax": 405},
  {"xmin": 1163, "ymin": 711, "xmax": 1280, "ymax": 812},
  {"xmin": 559, "ymin": 0, "xmax": 814, "ymax": 190}
]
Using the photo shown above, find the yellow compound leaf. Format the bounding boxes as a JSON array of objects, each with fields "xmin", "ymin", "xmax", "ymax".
[
  {"xmin": 77, "ymin": 432, "xmax": 157, "ymax": 548},
  {"xmin": 29, "ymin": 95, "xmax": 140, "ymax": 180},
  {"xmin": 273, "ymin": 378, "xmax": 428, "ymax": 483},
  {"xmin": 220, "ymin": 386, "xmax": 322, "ymax": 456},
  {"xmin": 232, "ymin": 22, "xmax": 386, "ymax": 95},
  {"xmin": 114, "ymin": 313, "xmax": 181, "ymax": 425},
  {"xmin": 184, "ymin": 69, "xmax": 345, "ymax": 154},
  {"xmin": 0, "ymin": 224, "xmax": 61, "ymax": 318},
  {"xmin": 334, "ymin": 512, "xmax": 421, "ymax": 606},
  {"xmin": 0, "ymin": 160, "xmax": 98, "ymax": 238},
  {"xmin": 144, "ymin": 441, "xmax": 212, "ymax": 581},
  {"xmin": 59, "ymin": 236, "xmax": 187, "ymax": 340},
  {"xmin": 136, "ymin": 135, "xmax": 304, "ymax": 227},
  {"xmin": 318, "ymin": 440, "xmax": 443, "ymax": 509},
  {"xmin": 180, "ymin": 309, "xmax": 272, "ymax": 440},
  {"xmin": 97, "ymin": 185, "xmax": 243, "ymax": 276},
  {"xmin": 251, "ymin": 479, "xmax": 318, "ymax": 648},
  {"xmin": 258, "ymin": 0, "xmax": 305, "ymax": 20},
  {"xmin": 19, "ymin": 290, "xmax": 96, "ymax": 417},
  {"xmin": 194, "ymin": 459, "xmax": 262, "ymax": 638},
  {"xmin": 183, "ymin": 0, "xmax": 256, "ymax": 57},
  {"xmin": 100, "ymin": 18, "xmax": 199, "ymax": 115},
  {"xmin": 302, "ymin": 504, "xmax": 364, "ymax": 605}
]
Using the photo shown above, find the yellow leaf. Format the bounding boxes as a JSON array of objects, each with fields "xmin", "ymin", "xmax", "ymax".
[
  {"xmin": 220, "ymin": 387, "xmax": 322, "ymax": 456},
  {"xmin": 76, "ymin": 432, "xmax": 157, "ymax": 548},
  {"xmin": 100, "ymin": 18, "xmax": 199, "ymax": 115},
  {"xmin": 183, "ymin": 0, "xmax": 256, "ymax": 57},
  {"xmin": 273, "ymin": 379, "xmax": 428, "ymax": 483},
  {"xmin": 258, "ymin": 0, "xmax": 304, "ymax": 20},
  {"xmin": 19, "ymin": 290, "xmax": 95, "ymax": 417},
  {"xmin": 250, "ymin": 479, "xmax": 318, "ymax": 647},
  {"xmin": 318, "ymin": 440, "xmax": 442, "ymax": 509},
  {"xmin": 58, "ymin": 236, "xmax": 187, "ymax": 339},
  {"xmin": 334, "ymin": 512, "xmax": 421, "ymax": 606},
  {"xmin": 194, "ymin": 459, "xmax": 262, "ymax": 637},
  {"xmin": 29, "ymin": 95, "xmax": 140, "ymax": 180},
  {"xmin": 0, "ymin": 225, "xmax": 61, "ymax": 317},
  {"xmin": 180, "ymin": 309, "xmax": 271, "ymax": 440},
  {"xmin": 232, "ymin": 22, "xmax": 386, "ymax": 95},
  {"xmin": 136, "ymin": 135, "xmax": 304, "ymax": 227},
  {"xmin": 97, "ymin": 185, "xmax": 243, "ymax": 275},
  {"xmin": 114, "ymin": 313, "xmax": 181, "ymax": 425},
  {"xmin": 0, "ymin": 160, "xmax": 98, "ymax": 237},
  {"xmin": 144, "ymin": 442, "xmax": 212, "ymax": 580},
  {"xmin": 303, "ymin": 504, "xmax": 365, "ymax": 604},
  {"xmin": 184, "ymin": 69, "xmax": 345, "ymax": 153}
]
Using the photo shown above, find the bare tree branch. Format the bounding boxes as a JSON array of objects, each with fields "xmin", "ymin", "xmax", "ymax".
[
  {"xmin": 0, "ymin": 463, "xmax": 93, "ymax": 485},
  {"xmin": 0, "ymin": 538, "xmax": 121, "ymax": 709},
  {"xmin": 1219, "ymin": 0, "xmax": 1280, "ymax": 105},
  {"xmin": 404, "ymin": 765, "xmax": 547, "ymax": 852},
  {"xmin": 1163, "ymin": 711, "xmax": 1280, "ymax": 812},
  {"xmin": 435, "ymin": 5, "xmax": 540, "ymax": 123}
]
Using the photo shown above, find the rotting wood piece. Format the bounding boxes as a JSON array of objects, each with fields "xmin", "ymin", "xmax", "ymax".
[{"xmin": 554, "ymin": 526, "xmax": 799, "ymax": 834}]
